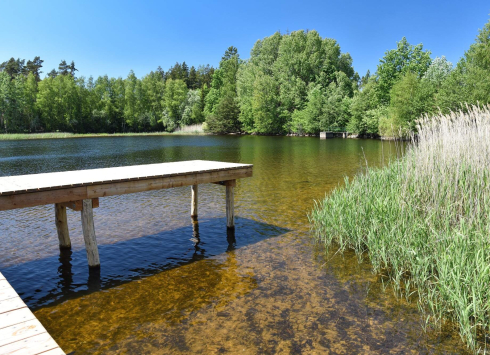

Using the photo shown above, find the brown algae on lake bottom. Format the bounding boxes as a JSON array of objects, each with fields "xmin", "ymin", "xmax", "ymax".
[{"xmin": 33, "ymin": 231, "xmax": 470, "ymax": 354}]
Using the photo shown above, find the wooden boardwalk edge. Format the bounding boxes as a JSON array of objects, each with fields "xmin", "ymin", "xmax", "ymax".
[{"xmin": 0, "ymin": 272, "xmax": 65, "ymax": 355}]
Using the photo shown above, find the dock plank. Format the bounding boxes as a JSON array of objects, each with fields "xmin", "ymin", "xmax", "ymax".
[
  {"xmin": 0, "ymin": 308, "xmax": 36, "ymax": 330},
  {"xmin": 0, "ymin": 297, "xmax": 26, "ymax": 314},
  {"xmin": 0, "ymin": 160, "xmax": 252, "ymax": 196},
  {"xmin": 0, "ymin": 288, "xmax": 19, "ymax": 303},
  {"xmin": 0, "ymin": 332, "xmax": 61, "ymax": 355},
  {"xmin": 0, "ymin": 274, "xmax": 65, "ymax": 354},
  {"xmin": 0, "ymin": 319, "xmax": 48, "ymax": 347},
  {"xmin": 0, "ymin": 161, "xmax": 253, "ymax": 211}
]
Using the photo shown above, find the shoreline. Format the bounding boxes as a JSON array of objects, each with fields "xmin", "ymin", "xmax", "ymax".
[
  {"xmin": 0, "ymin": 131, "xmax": 405, "ymax": 141},
  {"xmin": 0, "ymin": 131, "xmax": 208, "ymax": 141}
]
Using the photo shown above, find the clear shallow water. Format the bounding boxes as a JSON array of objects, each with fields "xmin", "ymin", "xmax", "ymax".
[{"xmin": 0, "ymin": 136, "xmax": 469, "ymax": 354}]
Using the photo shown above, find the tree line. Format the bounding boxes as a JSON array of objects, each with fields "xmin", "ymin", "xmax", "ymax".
[
  {"xmin": 1, "ymin": 18, "xmax": 489, "ymax": 136},
  {"xmin": 0, "ymin": 57, "xmax": 214, "ymax": 133}
]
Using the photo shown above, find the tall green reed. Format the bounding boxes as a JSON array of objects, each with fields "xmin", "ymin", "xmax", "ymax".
[{"xmin": 310, "ymin": 105, "xmax": 490, "ymax": 352}]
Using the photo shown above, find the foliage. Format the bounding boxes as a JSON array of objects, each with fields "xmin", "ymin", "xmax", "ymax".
[
  {"xmin": 162, "ymin": 79, "xmax": 188, "ymax": 131},
  {"xmin": 423, "ymin": 56, "xmax": 452, "ymax": 87},
  {"xmin": 376, "ymin": 37, "xmax": 432, "ymax": 105},
  {"xmin": 380, "ymin": 72, "xmax": 436, "ymax": 137},
  {"xmin": 348, "ymin": 77, "xmax": 383, "ymax": 134},
  {"xmin": 237, "ymin": 30, "xmax": 357, "ymax": 135},
  {"xmin": 204, "ymin": 46, "xmax": 241, "ymax": 133}
]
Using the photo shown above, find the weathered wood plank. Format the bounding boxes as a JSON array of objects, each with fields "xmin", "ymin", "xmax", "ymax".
[
  {"xmin": 191, "ymin": 185, "xmax": 198, "ymax": 217},
  {"xmin": 0, "ymin": 297, "xmax": 26, "ymax": 314},
  {"xmin": 0, "ymin": 275, "xmax": 65, "ymax": 354},
  {"xmin": 54, "ymin": 204, "xmax": 71, "ymax": 249},
  {"xmin": 86, "ymin": 168, "xmax": 252, "ymax": 199},
  {"xmin": 0, "ymin": 187, "xmax": 88, "ymax": 211},
  {"xmin": 0, "ymin": 319, "xmax": 48, "ymax": 347},
  {"xmin": 81, "ymin": 199, "xmax": 100, "ymax": 268},
  {"xmin": 0, "ymin": 160, "xmax": 252, "ymax": 196},
  {"xmin": 60, "ymin": 198, "xmax": 99, "ymax": 211},
  {"xmin": 0, "ymin": 285, "xmax": 19, "ymax": 302},
  {"xmin": 0, "ymin": 308, "xmax": 36, "ymax": 330},
  {"xmin": 0, "ymin": 332, "xmax": 61, "ymax": 355},
  {"xmin": 0, "ymin": 166, "xmax": 252, "ymax": 211},
  {"xmin": 0, "ymin": 280, "xmax": 11, "ymax": 291}
]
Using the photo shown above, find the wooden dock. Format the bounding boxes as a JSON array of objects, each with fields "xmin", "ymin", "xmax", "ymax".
[
  {"xmin": 0, "ymin": 160, "xmax": 253, "ymax": 268},
  {"xmin": 0, "ymin": 272, "xmax": 65, "ymax": 355}
]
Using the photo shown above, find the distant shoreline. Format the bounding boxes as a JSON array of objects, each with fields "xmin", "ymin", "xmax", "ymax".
[
  {"xmin": 0, "ymin": 131, "xmax": 400, "ymax": 141},
  {"xmin": 0, "ymin": 131, "xmax": 209, "ymax": 141}
]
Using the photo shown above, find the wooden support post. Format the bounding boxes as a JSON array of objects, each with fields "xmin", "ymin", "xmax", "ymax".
[
  {"xmin": 81, "ymin": 199, "xmax": 100, "ymax": 268},
  {"xmin": 191, "ymin": 184, "xmax": 198, "ymax": 217},
  {"xmin": 54, "ymin": 203, "xmax": 71, "ymax": 249},
  {"xmin": 226, "ymin": 183, "xmax": 235, "ymax": 229}
]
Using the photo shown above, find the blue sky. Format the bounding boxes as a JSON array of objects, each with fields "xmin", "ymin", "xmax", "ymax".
[{"xmin": 1, "ymin": 0, "xmax": 489, "ymax": 79}]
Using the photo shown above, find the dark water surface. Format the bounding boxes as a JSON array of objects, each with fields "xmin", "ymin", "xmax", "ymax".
[{"xmin": 0, "ymin": 136, "xmax": 468, "ymax": 354}]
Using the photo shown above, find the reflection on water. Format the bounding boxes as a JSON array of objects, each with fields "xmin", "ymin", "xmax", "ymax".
[
  {"xmin": 0, "ymin": 136, "xmax": 469, "ymax": 353},
  {"xmin": 2, "ymin": 218, "xmax": 286, "ymax": 310}
]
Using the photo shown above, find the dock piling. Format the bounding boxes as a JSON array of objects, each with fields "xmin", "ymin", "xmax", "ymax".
[
  {"xmin": 226, "ymin": 182, "xmax": 235, "ymax": 229},
  {"xmin": 191, "ymin": 184, "xmax": 198, "ymax": 217},
  {"xmin": 81, "ymin": 199, "xmax": 100, "ymax": 268},
  {"xmin": 54, "ymin": 203, "xmax": 71, "ymax": 249},
  {"xmin": 1, "ymin": 160, "xmax": 253, "ymax": 267}
]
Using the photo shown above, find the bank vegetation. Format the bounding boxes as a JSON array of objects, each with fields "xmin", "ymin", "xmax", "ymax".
[{"xmin": 310, "ymin": 105, "xmax": 490, "ymax": 352}]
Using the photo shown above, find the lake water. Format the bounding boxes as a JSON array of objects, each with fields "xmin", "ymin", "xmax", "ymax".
[{"xmin": 0, "ymin": 136, "xmax": 469, "ymax": 354}]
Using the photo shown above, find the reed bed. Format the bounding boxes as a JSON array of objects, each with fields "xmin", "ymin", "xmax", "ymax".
[
  {"xmin": 310, "ymin": 105, "xmax": 490, "ymax": 352},
  {"xmin": 173, "ymin": 123, "xmax": 205, "ymax": 134}
]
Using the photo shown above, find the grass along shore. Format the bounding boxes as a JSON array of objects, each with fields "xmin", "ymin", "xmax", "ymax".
[
  {"xmin": 0, "ymin": 124, "xmax": 206, "ymax": 140},
  {"xmin": 310, "ymin": 105, "xmax": 490, "ymax": 352}
]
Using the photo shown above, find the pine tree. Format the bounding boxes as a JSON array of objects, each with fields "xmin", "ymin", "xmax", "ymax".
[
  {"xmin": 58, "ymin": 60, "xmax": 70, "ymax": 75},
  {"xmin": 47, "ymin": 69, "xmax": 58, "ymax": 78},
  {"xmin": 25, "ymin": 56, "xmax": 44, "ymax": 81},
  {"xmin": 69, "ymin": 61, "xmax": 78, "ymax": 78},
  {"xmin": 188, "ymin": 66, "xmax": 197, "ymax": 89},
  {"xmin": 0, "ymin": 58, "xmax": 25, "ymax": 79}
]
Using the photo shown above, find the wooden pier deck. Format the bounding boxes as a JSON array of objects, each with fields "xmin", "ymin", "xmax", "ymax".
[
  {"xmin": 0, "ymin": 272, "xmax": 64, "ymax": 355},
  {"xmin": 0, "ymin": 160, "xmax": 252, "ymax": 353},
  {"xmin": 0, "ymin": 160, "xmax": 253, "ymax": 268}
]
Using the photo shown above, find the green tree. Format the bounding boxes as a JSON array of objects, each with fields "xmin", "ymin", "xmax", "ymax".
[
  {"xmin": 188, "ymin": 66, "xmax": 198, "ymax": 89},
  {"xmin": 380, "ymin": 72, "xmax": 435, "ymax": 137},
  {"xmin": 162, "ymin": 78, "xmax": 187, "ymax": 131},
  {"xmin": 141, "ymin": 71, "xmax": 165, "ymax": 130},
  {"xmin": 181, "ymin": 89, "xmax": 203, "ymax": 125},
  {"xmin": 58, "ymin": 60, "xmax": 70, "ymax": 76},
  {"xmin": 0, "ymin": 58, "xmax": 25, "ymax": 79},
  {"xmin": 348, "ymin": 77, "xmax": 383, "ymax": 134},
  {"xmin": 23, "ymin": 72, "xmax": 39, "ymax": 130},
  {"xmin": 423, "ymin": 56, "xmax": 452, "ymax": 87},
  {"xmin": 204, "ymin": 46, "xmax": 241, "ymax": 133},
  {"xmin": 25, "ymin": 56, "xmax": 44, "ymax": 81},
  {"xmin": 376, "ymin": 37, "xmax": 432, "ymax": 104}
]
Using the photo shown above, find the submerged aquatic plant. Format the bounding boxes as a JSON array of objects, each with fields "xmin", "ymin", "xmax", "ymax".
[{"xmin": 310, "ymin": 105, "xmax": 490, "ymax": 352}]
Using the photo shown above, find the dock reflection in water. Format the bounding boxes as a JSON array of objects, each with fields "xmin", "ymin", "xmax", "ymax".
[{"xmin": 2, "ymin": 217, "xmax": 286, "ymax": 310}]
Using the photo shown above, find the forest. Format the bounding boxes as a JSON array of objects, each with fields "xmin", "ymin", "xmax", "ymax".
[{"xmin": 0, "ymin": 17, "xmax": 489, "ymax": 137}]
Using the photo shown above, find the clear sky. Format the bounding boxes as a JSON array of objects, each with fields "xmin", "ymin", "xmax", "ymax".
[{"xmin": 1, "ymin": 0, "xmax": 489, "ymax": 79}]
